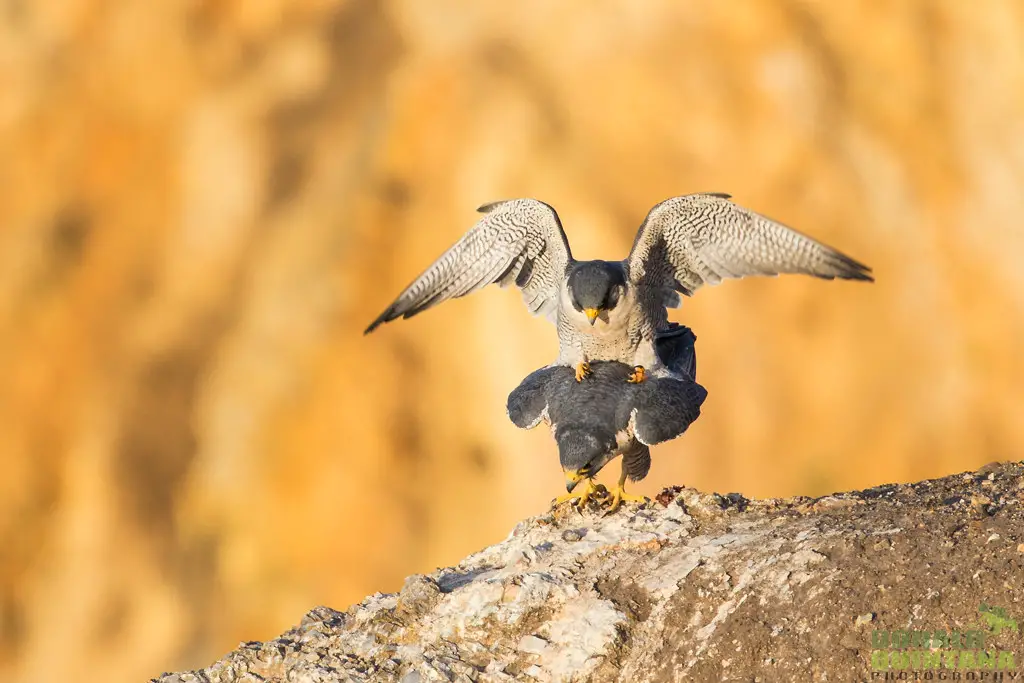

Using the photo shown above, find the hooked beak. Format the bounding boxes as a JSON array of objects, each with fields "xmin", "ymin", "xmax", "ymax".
[
  {"xmin": 584, "ymin": 308, "xmax": 600, "ymax": 325},
  {"xmin": 565, "ymin": 469, "xmax": 586, "ymax": 492}
]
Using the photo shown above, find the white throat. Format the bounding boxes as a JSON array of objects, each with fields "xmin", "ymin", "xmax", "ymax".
[{"xmin": 559, "ymin": 284, "xmax": 635, "ymax": 336}]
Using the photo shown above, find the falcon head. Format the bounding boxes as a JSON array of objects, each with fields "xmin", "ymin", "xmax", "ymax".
[
  {"xmin": 566, "ymin": 261, "xmax": 627, "ymax": 325},
  {"xmin": 558, "ymin": 428, "xmax": 618, "ymax": 491}
]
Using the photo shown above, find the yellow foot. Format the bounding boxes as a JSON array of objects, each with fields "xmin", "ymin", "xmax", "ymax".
[
  {"xmin": 575, "ymin": 361, "xmax": 592, "ymax": 382},
  {"xmin": 626, "ymin": 366, "xmax": 646, "ymax": 384},
  {"xmin": 552, "ymin": 479, "xmax": 599, "ymax": 508},
  {"xmin": 605, "ymin": 486, "xmax": 648, "ymax": 514}
]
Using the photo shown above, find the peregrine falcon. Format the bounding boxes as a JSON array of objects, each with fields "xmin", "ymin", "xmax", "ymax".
[
  {"xmin": 365, "ymin": 194, "xmax": 872, "ymax": 381},
  {"xmin": 507, "ymin": 324, "xmax": 706, "ymax": 511}
]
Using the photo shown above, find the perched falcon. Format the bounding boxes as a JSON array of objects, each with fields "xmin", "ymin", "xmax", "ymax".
[
  {"xmin": 365, "ymin": 194, "xmax": 872, "ymax": 381},
  {"xmin": 507, "ymin": 324, "xmax": 706, "ymax": 511}
]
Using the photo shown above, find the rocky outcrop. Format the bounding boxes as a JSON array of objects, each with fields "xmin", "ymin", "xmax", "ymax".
[{"xmin": 156, "ymin": 462, "xmax": 1024, "ymax": 682}]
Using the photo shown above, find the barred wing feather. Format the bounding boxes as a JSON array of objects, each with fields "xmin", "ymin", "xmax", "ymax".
[{"xmin": 365, "ymin": 199, "xmax": 573, "ymax": 333}]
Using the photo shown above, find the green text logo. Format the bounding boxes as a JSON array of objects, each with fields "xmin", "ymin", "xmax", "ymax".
[{"xmin": 870, "ymin": 605, "xmax": 1019, "ymax": 676}]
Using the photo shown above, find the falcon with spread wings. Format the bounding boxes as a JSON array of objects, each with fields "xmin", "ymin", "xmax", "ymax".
[{"xmin": 366, "ymin": 194, "xmax": 872, "ymax": 381}]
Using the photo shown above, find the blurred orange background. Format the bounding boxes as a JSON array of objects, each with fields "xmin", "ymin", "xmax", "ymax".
[{"xmin": 2, "ymin": 0, "xmax": 1023, "ymax": 680}]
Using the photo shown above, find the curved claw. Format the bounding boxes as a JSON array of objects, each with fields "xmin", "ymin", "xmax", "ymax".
[
  {"xmin": 552, "ymin": 479, "xmax": 599, "ymax": 508},
  {"xmin": 605, "ymin": 486, "xmax": 649, "ymax": 514},
  {"xmin": 626, "ymin": 366, "xmax": 646, "ymax": 384},
  {"xmin": 575, "ymin": 361, "xmax": 592, "ymax": 382}
]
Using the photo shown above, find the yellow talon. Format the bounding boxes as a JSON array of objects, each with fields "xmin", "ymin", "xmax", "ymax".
[
  {"xmin": 626, "ymin": 366, "xmax": 646, "ymax": 384},
  {"xmin": 575, "ymin": 361, "xmax": 592, "ymax": 382},
  {"xmin": 605, "ymin": 467, "xmax": 648, "ymax": 514},
  {"xmin": 606, "ymin": 486, "xmax": 648, "ymax": 513},
  {"xmin": 553, "ymin": 478, "xmax": 599, "ymax": 508}
]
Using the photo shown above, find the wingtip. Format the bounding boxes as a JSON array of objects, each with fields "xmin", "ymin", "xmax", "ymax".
[
  {"xmin": 365, "ymin": 300, "xmax": 435, "ymax": 333},
  {"xmin": 834, "ymin": 268, "xmax": 874, "ymax": 284},
  {"xmin": 847, "ymin": 261, "xmax": 875, "ymax": 283},
  {"xmin": 829, "ymin": 249, "xmax": 874, "ymax": 283},
  {"xmin": 477, "ymin": 200, "xmax": 509, "ymax": 213},
  {"xmin": 364, "ymin": 306, "xmax": 396, "ymax": 335}
]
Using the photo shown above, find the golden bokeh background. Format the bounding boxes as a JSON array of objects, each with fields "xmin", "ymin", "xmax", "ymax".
[{"xmin": 2, "ymin": 0, "xmax": 1023, "ymax": 680}]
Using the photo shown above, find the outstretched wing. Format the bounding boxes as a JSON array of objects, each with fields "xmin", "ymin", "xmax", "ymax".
[
  {"xmin": 627, "ymin": 193, "xmax": 872, "ymax": 307},
  {"xmin": 365, "ymin": 199, "xmax": 573, "ymax": 333}
]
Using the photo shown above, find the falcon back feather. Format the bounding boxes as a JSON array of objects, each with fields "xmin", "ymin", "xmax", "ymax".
[{"xmin": 507, "ymin": 325, "xmax": 706, "ymax": 479}]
